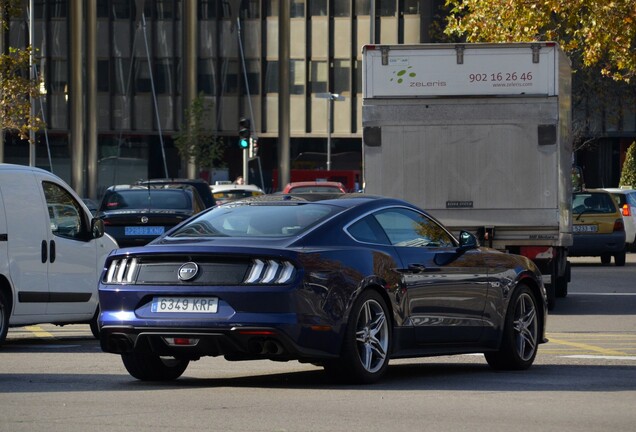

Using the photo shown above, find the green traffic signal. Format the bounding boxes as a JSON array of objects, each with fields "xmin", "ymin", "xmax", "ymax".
[{"xmin": 239, "ymin": 137, "xmax": 249, "ymax": 149}]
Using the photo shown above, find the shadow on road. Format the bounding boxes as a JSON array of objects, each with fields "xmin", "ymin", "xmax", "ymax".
[{"xmin": 2, "ymin": 362, "xmax": 635, "ymax": 393}]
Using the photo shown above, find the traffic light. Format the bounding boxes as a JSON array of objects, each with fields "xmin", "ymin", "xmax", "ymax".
[{"xmin": 238, "ymin": 117, "xmax": 250, "ymax": 150}]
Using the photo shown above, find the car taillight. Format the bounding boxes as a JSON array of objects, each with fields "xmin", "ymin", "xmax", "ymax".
[
  {"xmin": 244, "ymin": 259, "xmax": 296, "ymax": 284},
  {"xmin": 622, "ymin": 204, "xmax": 631, "ymax": 217},
  {"xmin": 104, "ymin": 257, "xmax": 139, "ymax": 283},
  {"xmin": 613, "ymin": 218, "xmax": 625, "ymax": 232}
]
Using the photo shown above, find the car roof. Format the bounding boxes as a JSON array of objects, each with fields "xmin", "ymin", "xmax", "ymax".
[
  {"xmin": 210, "ymin": 183, "xmax": 263, "ymax": 192},
  {"xmin": 286, "ymin": 181, "xmax": 345, "ymax": 187},
  {"xmin": 598, "ymin": 187, "xmax": 636, "ymax": 194}
]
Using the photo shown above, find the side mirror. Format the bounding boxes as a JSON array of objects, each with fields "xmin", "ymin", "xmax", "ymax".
[
  {"xmin": 458, "ymin": 230, "xmax": 478, "ymax": 251},
  {"xmin": 91, "ymin": 218, "xmax": 105, "ymax": 239}
]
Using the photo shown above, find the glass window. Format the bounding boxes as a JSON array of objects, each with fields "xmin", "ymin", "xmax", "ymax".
[
  {"xmin": 291, "ymin": 0, "xmax": 305, "ymax": 18},
  {"xmin": 404, "ymin": 0, "xmax": 420, "ymax": 14},
  {"xmin": 50, "ymin": 0, "xmax": 67, "ymax": 18},
  {"xmin": 113, "ymin": 58, "xmax": 132, "ymax": 94},
  {"xmin": 373, "ymin": 208, "xmax": 455, "ymax": 248},
  {"xmin": 244, "ymin": 60, "xmax": 261, "ymax": 95},
  {"xmin": 265, "ymin": 61, "xmax": 279, "ymax": 93},
  {"xmin": 309, "ymin": 61, "xmax": 328, "ymax": 93},
  {"xmin": 198, "ymin": 59, "xmax": 217, "ymax": 95},
  {"xmin": 112, "ymin": 0, "xmax": 132, "ymax": 19},
  {"xmin": 156, "ymin": 59, "xmax": 174, "ymax": 94},
  {"xmin": 290, "ymin": 60, "xmax": 305, "ymax": 95},
  {"xmin": 379, "ymin": 0, "xmax": 396, "ymax": 17},
  {"xmin": 50, "ymin": 60, "xmax": 68, "ymax": 93},
  {"xmin": 43, "ymin": 181, "xmax": 85, "ymax": 240},
  {"xmin": 135, "ymin": 59, "xmax": 152, "ymax": 93},
  {"xmin": 310, "ymin": 0, "xmax": 327, "ymax": 16},
  {"xmin": 97, "ymin": 0, "xmax": 109, "ymax": 18},
  {"xmin": 355, "ymin": 0, "xmax": 370, "ymax": 15},
  {"xmin": 154, "ymin": 0, "xmax": 175, "ymax": 19},
  {"xmin": 266, "ymin": 0, "xmax": 279, "ymax": 17},
  {"xmin": 333, "ymin": 60, "xmax": 350, "ymax": 94},
  {"xmin": 199, "ymin": 0, "xmax": 218, "ymax": 19},
  {"xmin": 97, "ymin": 60, "xmax": 110, "ymax": 92},
  {"xmin": 169, "ymin": 203, "xmax": 340, "ymax": 238},
  {"xmin": 348, "ymin": 216, "xmax": 391, "ymax": 245},
  {"xmin": 221, "ymin": 60, "xmax": 239, "ymax": 94},
  {"xmin": 334, "ymin": 1, "xmax": 351, "ymax": 17}
]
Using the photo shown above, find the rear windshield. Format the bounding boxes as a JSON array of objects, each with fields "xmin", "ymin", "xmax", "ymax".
[
  {"xmin": 100, "ymin": 189, "xmax": 192, "ymax": 211},
  {"xmin": 572, "ymin": 193, "xmax": 617, "ymax": 214},
  {"xmin": 169, "ymin": 202, "xmax": 339, "ymax": 238}
]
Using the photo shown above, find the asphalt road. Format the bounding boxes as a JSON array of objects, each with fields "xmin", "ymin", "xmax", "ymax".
[{"xmin": 1, "ymin": 255, "xmax": 635, "ymax": 432}]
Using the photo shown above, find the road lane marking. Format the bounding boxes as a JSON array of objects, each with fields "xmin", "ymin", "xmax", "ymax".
[
  {"xmin": 568, "ymin": 292, "xmax": 636, "ymax": 296},
  {"xmin": 548, "ymin": 337, "xmax": 627, "ymax": 356},
  {"xmin": 563, "ymin": 355, "xmax": 636, "ymax": 361},
  {"xmin": 24, "ymin": 325, "xmax": 55, "ymax": 338}
]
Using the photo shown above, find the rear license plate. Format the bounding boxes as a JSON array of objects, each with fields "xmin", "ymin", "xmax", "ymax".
[
  {"xmin": 125, "ymin": 226, "xmax": 165, "ymax": 236},
  {"xmin": 151, "ymin": 297, "xmax": 218, "ymax": 313},
  {"xmin": 573, "ymin": 225, "xmax": 598, "ymax": 233}
]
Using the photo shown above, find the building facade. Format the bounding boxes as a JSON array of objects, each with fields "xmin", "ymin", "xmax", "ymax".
[{"xmin": 1, "ymin": 0, "xmax": 634, "ymax": 198}]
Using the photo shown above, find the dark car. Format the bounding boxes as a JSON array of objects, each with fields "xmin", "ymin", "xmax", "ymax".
[
  {"xmin": 96, "ymin": 186, "xmax": 204, "ymax": 247},
  {"xmin": 98, "ymin": 194, "xmax": 547, "ymax": 384},
  {"xmin": 136, "ymin": 178, "xmax": 216, "ymax": 208}
]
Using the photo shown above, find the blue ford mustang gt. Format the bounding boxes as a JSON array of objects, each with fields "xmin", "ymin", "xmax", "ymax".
[{"xmin": 98, "ymin": 194, "xmax": 547, "ymax": 384}]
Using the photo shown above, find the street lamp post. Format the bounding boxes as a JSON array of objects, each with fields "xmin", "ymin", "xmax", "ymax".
[{"xmin": 317, "ymin": 92, "xmax": 345, "ymax": 171}]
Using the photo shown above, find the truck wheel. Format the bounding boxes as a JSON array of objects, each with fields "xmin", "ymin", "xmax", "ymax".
[
  {"xmin": 0, "ymin": 290, "xmax": 9, "ymax": 346},
  {"xmin": 614, "ymin": 251, "xmax": 626, "ymax": 267},
  {"xmin": 546, "ymin": 283, "xmax": 556, "ymax": 310},
  {"xmin": 121, "ymin": 352, "xmax": 189, "ymax": 381},
  {"xmin": 485, "ymin": 284, "xmax": 539, "ymax": 370},
  {"xmin": 555, "ymin": 276, "xmax": 568, "ymax": 298},
  {"xmin": 600, "ymin": 254, "xmax": 611, "ymax": 265}
]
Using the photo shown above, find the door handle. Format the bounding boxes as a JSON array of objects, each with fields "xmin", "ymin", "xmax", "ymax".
[
  {"xmin": 49, "ymin": 240, "xmax": 56, "ymax": 263},
  {"xmin": 41, "ymin": 240, "xmax": 47, "ymax": 263}
]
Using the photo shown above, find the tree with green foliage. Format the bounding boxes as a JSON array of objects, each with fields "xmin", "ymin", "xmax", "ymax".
[
  {"xmin": 0, "ymin": 0, "xmax": 44, "ymax": 142},
  {"xmin": 620, "ymin": 142, "xmax": 636, "ymax": 188},
  {"xmin": 174, "ymin": 94, "xmax": 225, "ymax": 173}
]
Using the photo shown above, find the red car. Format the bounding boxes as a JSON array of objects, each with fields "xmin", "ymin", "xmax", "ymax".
[{"xmin": 282, "ymin": 181, "xmax": 347, "ymax": 194}]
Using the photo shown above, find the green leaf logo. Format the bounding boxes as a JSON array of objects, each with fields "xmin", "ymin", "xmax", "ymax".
[{"xmin": 390, "ymin": 66, "xmax": 416, "ymax": 84}]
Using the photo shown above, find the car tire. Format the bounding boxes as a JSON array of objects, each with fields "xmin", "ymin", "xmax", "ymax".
[
  {"xmin": 0, "ymin": 290, "xmax": 9, "ymax": 347},
  {"xmin": 600, "ymin": 253, "xmax": 611, "ymax": 265},
  {"xmin": 121, "ymin": 352, "xmax": 189, "ymax": 381},
  {"xmin": 614, "ymin": 250, "xmax": 626, "ymax": 267},
  {"xmin": 324, "ymin": 290, "xmax": 391, "ymax": 384},
  {"xmin": 89, "ymin": 306, "xmax": 100, "ymax": 339},
  {"xmin": 485, "ymin": 284, "xmax": 539, "ymax": 371}
]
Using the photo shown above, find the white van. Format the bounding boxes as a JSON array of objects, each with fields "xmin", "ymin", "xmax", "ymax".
[{"xmin": 0, "ymin": 164, "xmax": 118, "ymax": 345}]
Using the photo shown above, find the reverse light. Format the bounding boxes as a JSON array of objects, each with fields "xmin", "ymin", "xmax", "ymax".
[{"xmin": 163, "ymin": 337, "xmax": 200, "ymax": 346}]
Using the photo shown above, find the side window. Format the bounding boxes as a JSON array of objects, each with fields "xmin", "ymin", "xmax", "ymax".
[
  {"xmin": 42, "ymin": 181, "xmax": 85, "ymax": 240},
  {"xmin": 347, "ymin": 215, "xmax": 391, "ymax": 245},
  {"xmin": 373, "ymin": 208, "xmax": 455, "ymax": 248}
]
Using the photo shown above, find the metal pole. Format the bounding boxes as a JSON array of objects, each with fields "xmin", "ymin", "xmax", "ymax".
[
  {"xmin": 327, "ymin": 96, "xmax": 332, "ymax": 171},
  {"xmin": 87, "ymin": 0, "xmax": 98, "ymax": 199},
  {"xmin": 28, "ymin": 0, "xmax": 35, "ymax": 167},
  {"xmin": 278, "ymin": 0, "xmax": 291, "ymax": 190},
  {"xmin": 70, "ymin": 0, "xmax": 84, "ymax": 192}
]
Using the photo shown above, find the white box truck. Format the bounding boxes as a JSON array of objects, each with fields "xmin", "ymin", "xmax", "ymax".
[{"xmin": 362, "ymin": 42, "xmax": 572, "ymax": 309}]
